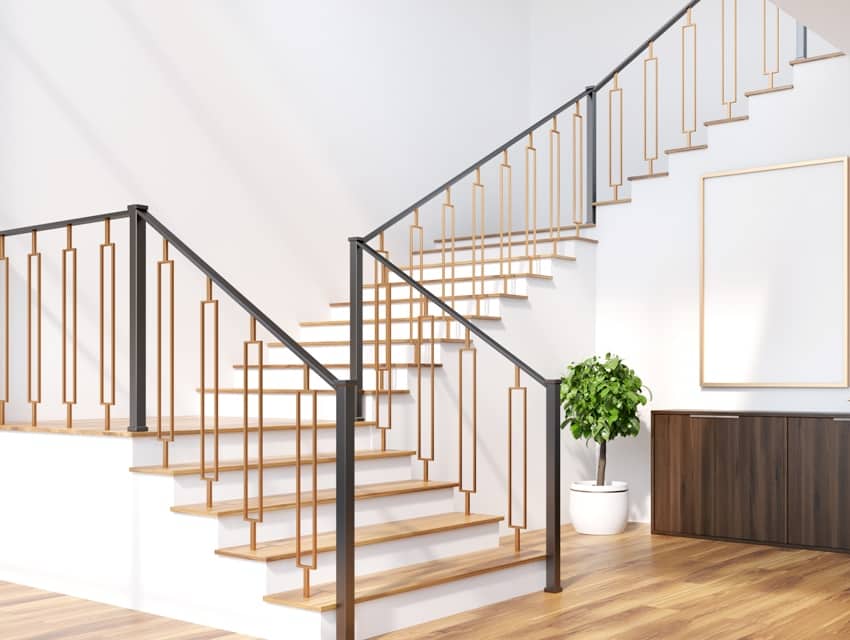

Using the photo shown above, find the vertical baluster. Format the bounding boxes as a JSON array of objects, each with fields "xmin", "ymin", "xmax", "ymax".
[
  {"xmin": 243, "ymin": 317, "xmax": 264, "ymax": 550},
  {"xmin": 644, "ymin": 43, "xmax": 660, "ymax": 176},
  {"xmin": 416, "ymin": 306, "xmax": 436, "ymax": 481},
  {"xmin": 458, "ymin": 328, "xmax": 477, "ymax": 515},
  {"xmin": 27, "ymin": 231, "xmax": 41, "ymax": 426},
  {"xmin": 762, "ymin": 0, "xmax": 780, "ymax": 90},
  {"xmin": 721, "ymin": 0, "xmax": 739, "ymax": 119},
  {"xmin": 373, "ymin": 235, "xmax": 392, "ymax": 451},
  {"xmin": 525, "ymin": 134, "xmax": 537, "ymax": 260},
  {"xmin": 549, "ymin": 117, "xmax": 561, "ymax": 255},
  {"xmin": 0, "ymin": 236, "xmax": 7, "ymax": 425},
  {"xmin": 681, "ymin": 9, "xmax": 698, "ymax": 147},
  {"xmin": 61, "ymin": 225, "xmax": 77, "ymax": 428},
  {"xmin": 508, "ymin": 366, "xmax": 528, "ymax": 551},
  {"xmin": 441, "ymin": 189, "xmax": 455, "ymax": 332},
  {"xmin": 157, "ymin": 238, "xmax": 175, "ymax": 467},
  {"xmin": 100, "ymin": 220, "xmax": 116, "ymax": 431},
  {"xmin": 408, "ymin": 208, "xmax": 423, "ymax": 343},
  {"xmin": 608, "ymin": 74, "xmax": 624, "ymax": 202},
  {"xmin": 200, "ymin": 277, "xmax": 220, "ymax": 507},
  {"xmin": 296, "ymin": 390, "xmax": 319, "ymax": 597},
  {"xmin": 499, "ymin": 151, "xmax": 513, "ymax": 291},
  {"xmin": 572, "ymin": 102, "xmax": 585, "ymax": 236},
  {"xmin": 472, "ymin": 167, "xmax": 485, "ymax": 314}
]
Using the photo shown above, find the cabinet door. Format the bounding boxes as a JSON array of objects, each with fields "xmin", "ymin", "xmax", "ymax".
[
  {"xmin": 652, "ymin": 413, "xmax": 714, "ymax": 536},
  {"xmin": 713, "ymin": 416, "xmax": 787, "ymax": 543},
  {"xmin": 788, "ymin": 417, "xmax": 850, "ymax": 550}
]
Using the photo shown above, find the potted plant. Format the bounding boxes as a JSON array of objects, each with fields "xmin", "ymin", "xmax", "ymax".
[{"xmin": 560, "ymin": 353, "xmax": 649, "ymax": 535}]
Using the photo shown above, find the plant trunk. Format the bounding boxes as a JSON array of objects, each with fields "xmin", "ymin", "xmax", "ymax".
[{"xmin": 596, "ymin": 440, "xmax": 607, "ymax": 486}]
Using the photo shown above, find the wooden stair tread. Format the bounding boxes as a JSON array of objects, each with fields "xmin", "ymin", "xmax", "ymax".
[
  {"xmin": 233, "ymin": 362, "xmax": 443, "ymax": 370},
  {"xmin": 197, "ymin": 387, "xmax": 410, "ymax": 396},
  {"xmin": 264, "ymin": 543, "xmax": 545, "ymax": 611},
  {"xmin": 270, "ymin": 338, "xmax": 466, "ymax": 347},
  {"xmin": 789, "ymin": 51, "xmax": 845, "ymax": 66},
  {"xmin": 627, "ymin": 171, "xmax": 669, "ymax": 181},
  {"xmin": 130, "ymin": 449, "xmax": 414, "ymax": 477},
  {"xmin": 298, "ymin": 316, "xmax": 499, "ymax": 327},
  {"xmin": 664, "ymin": 144, "xmax": 708, "ymax": 155},
  {"xmin": 0, "ymin": 416, "xmax": 374, "ymax": 438},
  {"xmin": 418, "ymin": 236, "xmax": 596, "ymax": 256},
  {"xmin": 744, "ymin": 84, "xmax": 793, "ymax": 97},
  {"xmin": 362, "ymin": 272, "xmax": 553, "ymax": 289},
  {"xmin": 593, "ymin": 199, "xmax": 632, "ymax": 207},
  {"xmin": 434, "ymin": 223, "xmax": 595, "ymax": 245},
  {"xmin": 395, "ymin": 253, "xmax": 575, "ymax": 272},
  {"xmin": 171, "ymin": 479, "xmax": 458, "ymax": 518},
  {"xmin": 328, "ymin": 293, "xmax": 529, "ymax": 307},
  {"xmin": 216, "ymin": 512, "xmax": 503, "ymax": 562},
  {"xmin": 704, "ymin": 115, "xmax": 749, "ymax": 127}
]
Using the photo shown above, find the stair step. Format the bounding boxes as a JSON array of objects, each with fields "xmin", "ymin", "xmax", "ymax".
[
  {"xmin": 130, "ymin": 449, "xmax": 414, "ymax": 477},
  {"xmin": 396, "ymin": 253, "xmax": 575, "ymax": 272},
  {"xmin": 789, "ymin": 51, "xmax": 845, "ymax": 66},
  {"xmin": 328, "ymin": 293, "xmax": 528, "ymax": 307},
  {"xmin": 216, "ymin": 512, "xmax": 502, "ymax": 562},
  {"xmin": 627, "ymin": 171, "xmax": 669, "ymax": 182},
  {"xmin": 704, "ymin": 115, "xmax": 749, "ymax": 127},
  {"xmin": 198, "ymin": 387, "xmax": 410, "ymax": 396},
  {"xmin": 592, "ymin": 198, "xmax": 632, "ymax": 207},
  {"xmin": 171, "ymin": 479, "xmax": 458, "ymax": 518},
  {"xmin": 433, "ymin": 222, "xmax": 595, "ymax": 245},
  {"xmin": 422, "ymin": 235, "xmax": 597, "ymax": 256},
  {"xmin": 233, "ymin": 363, "xmax": 442, "ymax": 370},
  {"xmin": 299, "ymin": 316, "xmax": 499, "ymax": 328},
  {"xmin": 264, "ymin": 543, "xmax": 545, "ymax": 612},
  {"xmin": 744, "ymin": 84, "xmax": 793, "ymax": 97},
  {"xmin": 664, "ymin": 143, "xmax": 708, "ymax": 155},
  {"xmin": 363, "ymin": 272, "xmax": 552, "ymax": 289},
  {"xmin": 271, "ymin": 338, "xmax": 465, "ymax": 347}
]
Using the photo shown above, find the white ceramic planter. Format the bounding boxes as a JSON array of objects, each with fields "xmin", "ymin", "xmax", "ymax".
[{"xmin": 569, "ymin": 480, "xmax": 629, "ymax": 535}]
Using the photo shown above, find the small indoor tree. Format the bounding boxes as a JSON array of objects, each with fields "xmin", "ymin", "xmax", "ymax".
[{"xmin": 560, "ymin": 354, "xmax": 650, "ymax": 486}]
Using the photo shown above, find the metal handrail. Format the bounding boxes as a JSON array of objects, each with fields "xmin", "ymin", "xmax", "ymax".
[
  {"xmin": 355, "ymin": 239, "xmax": 552, "ymax": 387},
  {"xmin": 139, "ymin": 210, "xmax": 340, "ymax": 388},
  {"xmin": 362, "ymin": 0, "xmax": 704, "ymax": 243},
  {"xmin": 0, "ymin": 210, "xmax": 129, "ymax": 237}
]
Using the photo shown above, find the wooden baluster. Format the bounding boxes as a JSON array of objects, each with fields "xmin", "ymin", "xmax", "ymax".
[
  {"xmin": 644, "ymin": 42, "xmax": 660, "ymax": 176},
  {"xmin": 762, "ymin": 0, "xmax": 779, "ymax": 90},
  {"xmin": 99, "ymin": 220, "xmax": 116, "ymax": 431},
  {"xmin": 500, "ymin": 150, "xmax": 513, "ymax": 291},
  {"xmin": 472, "ymin": 167, "xmax": 485, "ymax": 314},
  {"xmin": 458, "ymin": 328, "xmax": 477, "ymax": 515},
  {"xmin": 525, "ymin": 133, "xmax": 537, "ymax": 260},
  {"xmin": 508, "ymin": 366, "xmax": 528, "ymax": 551},
  {"xmin": 549, "ymin": 117, "xmax": 561, "ymax": 255},
  {"xmin": 157, "ymin": 238, "xmax": 175, "ymax": 467},
  {"xmin": 608, "ymin": 73, "xmax": 624, "ymax": 202},
  {"xmin": 61, "ymin": 225, "xmax": 77, "ymax": 428},
  {"xmin": 572, "ymin": 102, "xmax": 585, "ymax": 237},
  {"xmin": 27, "ymin": 231, "xmax": 41, "ymax": 426},
  {"xmin": 681, "ymin": 9, "xmax": 698, "ymax": 147},
  {"xmin": 721, "ymin": 0, "xmax": 739, "ymax": 119},
  {"xmin": 295, "ymin": 390, "xmax": 319, "ymax": 597},
  {"xmin": 243, "ymin": 317, "xmax": 264, "ymax": 550},
  {"xmin": 200, "ymin": 277, "xmax": 220, "ymax": 508}
]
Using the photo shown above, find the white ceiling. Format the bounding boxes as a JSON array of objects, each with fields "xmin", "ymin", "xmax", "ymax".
[{"xmin": 774, "ymin": 0, "xmax": 850, "ymax": 52}]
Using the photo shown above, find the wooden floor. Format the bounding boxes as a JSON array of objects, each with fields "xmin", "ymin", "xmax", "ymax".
[
  {"xmin": 379, "ymin": 523, "xmax": 850, "ymax": 640},
  {"xmin": 8, "ymin": 525, "xmax": 850, "ymax": 639},
  {"xmin": 0, "ymin": 581, "xmax": 254, "ymax": 639}
]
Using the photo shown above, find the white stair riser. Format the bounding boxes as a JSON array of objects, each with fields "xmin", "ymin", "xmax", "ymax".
[
  {"xmin": 362, "ymin": 277, "xmax": 527, "ymax": 301},
  {"xmin": 204, "ymin": 392, "xmax": 378, "ymax": 421},
  {"xmin": 232, "ymin": 367, "xmax": 409, "ymax": 392},
  {"xmin": 337, "ymin": 559, "xmax": 547, "ymax": 639},
  {"xmin": 298, "ymin": 321, "xmax": 467, "ymax": 343},
  {"xmin": 328, "ymin": 298, "xmax": 502, "ymax": 321},
  {"xmin": 164, "ymin": 428, "xmax": 377, "ymax": 466},
  {"xmin": 268, "ymin": 343, "xmax": 443, "ymax": 366},
  {"xmin": 420, "ymin": 237, "xmax": 582, "ymax": 262},
  {"xmin": 387, "ymin": 258, "xmax": 552, "ymax": 283},
  {"xmin": 262, "ymin": 521, "xmax": 501, "ymax": 593},
  {"xmin": 172, "ymin": 455, "xmax": 412, "ymax": 504},
  {"xmin": 216, "ymin": 486, "xmax": 457, "ymax": 547}
]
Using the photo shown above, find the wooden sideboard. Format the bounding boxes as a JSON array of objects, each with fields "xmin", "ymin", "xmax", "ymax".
[{"xmin": 652, "ymin": 410, "xmax": 850, "ymax": 552}]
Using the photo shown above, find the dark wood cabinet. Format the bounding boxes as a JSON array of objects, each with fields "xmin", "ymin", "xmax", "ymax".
[
  {"xmin": 788, "ymin": 417, "xmax": 850, "ymax": 550},
  {"xmin": 653, "ymin": 410, "xmax": 849, "ymax": 552}
]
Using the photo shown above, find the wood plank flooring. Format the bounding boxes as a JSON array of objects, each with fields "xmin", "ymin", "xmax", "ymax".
[
  {"xmin": 378, "ymin": 523, "xmax": 850, "ymax": 639},
  {"xmin": 0, "ymin": 581, "xmax": 253, "ymax": 639}
]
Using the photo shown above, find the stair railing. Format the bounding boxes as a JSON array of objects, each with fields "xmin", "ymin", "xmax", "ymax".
[
  {"xmin": 0, "ymin": 205, "xmax": 357, "ymax": 632},
  {"xmin": 345, "ymin": 1, "xmax": 827, "ymax": 638}
]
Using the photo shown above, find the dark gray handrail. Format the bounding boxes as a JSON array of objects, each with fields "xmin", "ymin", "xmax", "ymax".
[
  {"xmin": 355, "ymin": 239, "xmax": 552, "ymax": 387},
  {"xmin": 0, "ymin": 210, "xmax": 129, "ymax": 237},
  {"xmin": 362, "ymin": 86, "xmax": 591, "ymax": 242},
  {"xmin": 140, "ymin": 210, "xmax": 340, "ymax": 388},
  {"xmin": 362, "ymin": 0, "xmax": 703, "ymax": 243}
]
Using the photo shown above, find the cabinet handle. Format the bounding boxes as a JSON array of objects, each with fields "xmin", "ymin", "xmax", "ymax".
[{"xmin": 689, "ymin": 414, "xmax": 739, "ymax": 419}]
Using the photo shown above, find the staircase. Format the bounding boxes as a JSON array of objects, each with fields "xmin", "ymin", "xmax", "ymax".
[{"xmin": 0, "ymin": 1, "xmax": 845, "ymax": 639}]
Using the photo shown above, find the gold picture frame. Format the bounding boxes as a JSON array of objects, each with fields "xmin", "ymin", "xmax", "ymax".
[{"xmin": 700, "ymin": 156, "xmax": 850, "ymax": 388}]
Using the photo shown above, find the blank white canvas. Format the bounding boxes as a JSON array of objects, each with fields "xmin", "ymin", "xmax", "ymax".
[{"xmin": 702, "ymin": 159, "xmax": 848, "ymax": 386}]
